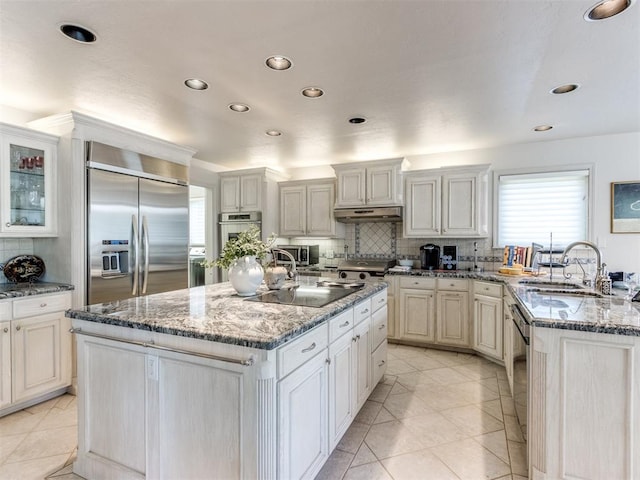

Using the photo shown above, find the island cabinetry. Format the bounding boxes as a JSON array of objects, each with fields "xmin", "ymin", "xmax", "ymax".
[
  {"xmin": 1, "ymin": 123, "xmax": 59, "ymax": 237},
  {"xmin": 435, "ymin": 279, "xmax": 470, "ymax": 347},
  {"xmin": 404, "ymin": 165, "xmax": 489, "ymax": 238},
  {"xmin": 473, "ymin": 281, "xmax": 503, "ymax": 361},
  {"xmin": 530, "ymin": 326, "xmax": 640, "ymax": 480},
  {"xmin": 398, "ymin": 276, "xmax": 436, "ymax": 343},
  {"xmin": 332, "ymin": 158, "xmax": 404, "ymax": 207},
  {"xmin": 279, "ymin": 179, "xmax": 343, "ymax": 237},
  {"xmin": 370, "ymin": 289, "xmax": 388, "ymax": 387},
  {"xmin": 384, "ymin": 275, "xmax": 398, "ymax": 340},
  {"xmin": 0, "ymin": 292, "xmax": 72, "ymax": 416}
]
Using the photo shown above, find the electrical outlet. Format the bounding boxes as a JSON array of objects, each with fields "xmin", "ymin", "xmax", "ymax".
[{"xmin": 326, "ymin": 250, "xmax": 334, "ymax": 259}]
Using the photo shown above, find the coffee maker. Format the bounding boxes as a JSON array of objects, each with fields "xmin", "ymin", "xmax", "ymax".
[{"xmin": 420, "ymin": 244, "xmax": 440, "ymax": 270}]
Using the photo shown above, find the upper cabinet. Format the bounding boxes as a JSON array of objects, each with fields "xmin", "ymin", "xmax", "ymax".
[
  {"xmin": 332, "ymin": 158, "xmax": 405, "ymax": 208},
  {"xmin": 279, "ymin": 179, "xmax": 344, "ymax": 237},
  {"xmin": 404, "ymin": 165, "xmax": 490, "ymax": 238},
  {"xmin": 1, "ymin": 123, "xmax": 58, "ymax": 237},
  {"xmin": 220, "ymin": 172, "xmax": 263, "ymax": 213}
]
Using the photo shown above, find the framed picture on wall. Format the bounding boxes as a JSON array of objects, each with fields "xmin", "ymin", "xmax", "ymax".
[{"xmin": 611, "ymin": 181, "xmax": 640, "ymax": 233}]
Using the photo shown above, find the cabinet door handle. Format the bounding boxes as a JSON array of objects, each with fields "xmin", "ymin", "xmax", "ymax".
[
  {"xmin": 40, "ymin": 303, "xmax": 47, "ymax": 308},
  {"xmin": 3, "ymin": 327, "xmax": 8, "ymax": 333},
  {"xmin": 352, "ymin": 336, "xmax": 357, "ymax": 342},
  {"xmin": 339, "ymin": 321, "xmax": 350, "ymax": 328},
  {"xmin": 301, "ymin": 342, "xmax": 316, "ymax": 353},
  {"xmin": 484, "ymin": 287, "xmax": 490, "ymax": 291},
  {"xmin": 378, "ymin": 298, "xmax": 385, "ymax": 304},
  {"xmin": 5, "ymin": 223, "xmax": 10, "ymax": 228},
  {"xmin": 325, "ymin": 358, "xmax": 331, "ymax": 365},
  {"xmin": 379, "ymin": 324, "xmax": 386, "ymax": 330},
  {"xmin": 378, "ymin": 360, "xmax": 386, "ymax": 367},
  {"xmin": 361, "ymin": 308, "xmax": 369, "ymax": 314},
  {"xmin": 355, "ymin": 334, "xmax": 361, "ymax": 340},
  {"xmin": 15, "ymin": 325, "xmax": 21, "ymax": 331}
]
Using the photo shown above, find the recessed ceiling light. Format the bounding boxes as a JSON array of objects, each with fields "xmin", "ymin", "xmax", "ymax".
[
  {"xmin": 301, "ymin": 87, "xmax": 324, "ymax": 98},
  {"xmin": 59, "ymin": 23, "xmax": 97, "ymax": 43},
  {"xmin": 348, "ymin": 117, "xmax": 366, "ymax": 124},
  {"xmin": 265, "ymin": 56, "xmax": 292, "ymax": 70},
  {"xmin": 551, "ymin": 84, "xmax": 580, "ymax": 94},
  {"xmin": 229, "ymin": 103, "xmax": 250, "ymax": 112},
  {"xmin": 533, "ymin": 125, "xmax": 553, "ymax": 132},
  {"xmin": 585, "ymin": 0, "xmax": 634, "ymax": 20},
  {"xmin": 265, "ymin": 130, "xmax": 282, "ymax": 137},
  {"xmin": 184, "ymin": 78, "xmax": 208, "ymax": 90}
]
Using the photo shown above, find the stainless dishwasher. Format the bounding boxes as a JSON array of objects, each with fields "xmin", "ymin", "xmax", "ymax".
[{"xmin": 510, "ymin": 303, "xmax": 529, "ymax": 446}]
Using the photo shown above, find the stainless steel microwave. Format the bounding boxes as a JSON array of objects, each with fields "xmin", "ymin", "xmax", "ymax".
[{"xmin": 274, "ymin": 245, "xmax": 320, "ymax": 266}]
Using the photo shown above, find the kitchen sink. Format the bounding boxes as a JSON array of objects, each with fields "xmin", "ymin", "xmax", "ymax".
[
  {"xmin": 518, "ymin": 280, "xmax": 584, "ymax": 289},
  {"xmin": 524, "ymin": 287, "xmax": 603, "ymax": 298}
]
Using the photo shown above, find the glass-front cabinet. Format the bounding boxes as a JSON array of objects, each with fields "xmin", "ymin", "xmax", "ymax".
[{"xmin": 1, "ymin": 123, "xmax": 58, "ymax": 236}]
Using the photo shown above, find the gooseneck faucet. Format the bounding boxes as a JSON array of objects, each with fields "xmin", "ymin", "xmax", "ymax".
[
  {"xmin": 271, "ymin": 248, "xmax": 298, "ymax": 285},
  {"xmin": 559, "ymin": 241, "xmax": 603, "ymax": 291}
]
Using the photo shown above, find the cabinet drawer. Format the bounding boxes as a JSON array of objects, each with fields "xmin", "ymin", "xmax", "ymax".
[
  {"xmin": 0, "ymin": 301, "xmax": 11, "ymax": 321},
  {"xmin": 13, "ymin": 293, "xmax": 72, "ymax": 319},
  {"xmin": 399, "ymin": 276, "xmax": 436, "ymax": 290},
  {"xmin": 329, "ymin": 308, "xmax": 354, "ymax": 343},
  {"xmin": 353, "ymin": 298, "xmax": 372, "ymax": 326},
  {"xmin": 372, "ymin": 307, "xmax": 387, "ymax": 349},
  {"xmin": 475, "ymin": 281, "xmax": 502, "ymax": 298},
  {"xmin": 437, "ymin": 278, "xmax": 468, "ymax": 292},
  {"xmin": 371, "ymin": 340, "xmax": 387, "ymax": 387},
  {"xmin": 370, "ymin": 289, "xmax": 387, "ymax": 313},
  {"xmin": 278, "ymin": 324, "xmax": 328, "ymax": 379}
]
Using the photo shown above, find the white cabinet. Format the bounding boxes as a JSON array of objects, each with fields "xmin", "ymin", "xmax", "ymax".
[
  {"xmin": 280, "ymin": 179, "xmax": 342, "ymax": 237},
  {"xmin": 332, "ymin": 158, "xmax": 404, "ymax": 207},
  {"xmin": 352, "ymin": 317, "xmax": 371, "ymax": 410},
  {"xmin": 220, "ymin": 173, "xmax": 261, "ymax": 212},
  {"xmin": 328, "ymin": 314, "xmax": 355, "ymax": 449},
  {"xmin": 530, "ymin": 326, "xmax": 640, "ymax": 480},
  {"xmin": 473, "ymin": 281, "xmax": 503, "ymax": 361},
  {"xmin": 398, "ymin": 277, "xmax": 436, "ymax": 343},
  {"xmin": 384, "ymin": 275, "xmax": 398, "ymax": 340},
  {"xmin": 1, "ymin": 123, "xmax": 59, "ymax": 237},
  {"xmin": 278, "ymin": 350, "xmax": 329, "ymax": 480},
  {"xmin": 0, "ymin": 292, "xmax": 72, "ymax": 416},
  {"xmin": 404, "ymin": 165, "xmax": 489, "ymax": 238},
  {"xmin": 0, "ymin": 319, "xmax": 10, "ymax": 409}
]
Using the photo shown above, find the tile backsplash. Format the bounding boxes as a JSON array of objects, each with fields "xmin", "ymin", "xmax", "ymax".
[{"xmin": 0, "ymin": 238, "xmax": 35, "ymax": 283}]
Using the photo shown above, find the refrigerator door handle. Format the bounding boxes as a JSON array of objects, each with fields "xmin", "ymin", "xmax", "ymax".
[
  {"xmin": 141, "ymin": 215, "xmax": 150, "ymax": 294},
  {"xmin": 131, "ymin": 214, "xmax": 140, "ymax": 295}
]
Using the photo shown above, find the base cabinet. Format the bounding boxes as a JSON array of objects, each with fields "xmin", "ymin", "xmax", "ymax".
[
  {"xmin": 0, "ymin": 292, "xmax": 72, "ymax": 417},
  {"xmin": 473, "ymin": 281, "xmax": 503, "ymax": 360},
  {"xmin": 72, "ymin": 286, "xmax": 388, "ymax": 480},
  {"xmin": 279, "ymin": 351, "xmax": 328, "ymax": 480},
  {"xmin": 530, "ymin": 326, "xmax": 640, "ymax": 480},
  {"xmin": 436, "ymin": 291, "xmax": 469, "ymax": 347}
]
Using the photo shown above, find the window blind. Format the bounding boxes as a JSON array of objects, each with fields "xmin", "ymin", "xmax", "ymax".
[{"xmin": 497, "ymin": 170, "xmax": 589, "ymax": 247}]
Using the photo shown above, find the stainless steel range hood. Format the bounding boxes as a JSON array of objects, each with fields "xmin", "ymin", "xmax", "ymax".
[{"xmin": 334, "ymin": 206, "xmax": 403, "ymax": 223}]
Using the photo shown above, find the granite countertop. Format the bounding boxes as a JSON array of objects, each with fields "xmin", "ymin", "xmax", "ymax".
[
  {"xmin": 0, "ymin": 282, "xmax": 75, "ymax": 299},
  {"xmin": 66, "ymin": 277, "xmax": 387, "ymax": 350},
  {"xmin": 385, "ymin": 268, "xmax": 640, "ymax": 336}
]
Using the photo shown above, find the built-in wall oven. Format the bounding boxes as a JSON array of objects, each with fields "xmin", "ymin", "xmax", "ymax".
[
  {"xmin": 218, "ymin": 212, "xmax": 261, "ymax": 282},
  {"xmin": 510, "ymin": 303, "xmax": 530, "ymax": 445}
]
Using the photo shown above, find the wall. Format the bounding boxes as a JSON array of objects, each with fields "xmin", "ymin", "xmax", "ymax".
[{"xmin": 287, "ymin": 132, "xmax": 640, "ymax": 274}]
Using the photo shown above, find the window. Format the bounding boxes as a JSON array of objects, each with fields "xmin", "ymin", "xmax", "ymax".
[{"xmin": 496, "ymin": 169, "xmax": 590, "ymax": 247}]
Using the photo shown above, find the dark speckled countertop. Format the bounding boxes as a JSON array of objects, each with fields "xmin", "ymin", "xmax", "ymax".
[
  {"xmin": 0, "ymin": 282, "xmax": 74, "ymax": 299},
  {"xmin": 67, "ymin": 277, "xmax": 387, "ymax": 350}
]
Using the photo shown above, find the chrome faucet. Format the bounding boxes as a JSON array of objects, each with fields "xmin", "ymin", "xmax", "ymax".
[
  {"xmin": 271, "ymin": 248, "xmax": 298, "ymax": 285},
  {"xmin": 560, "ymin": 241, "xmax": 604, "ymax": 291}
]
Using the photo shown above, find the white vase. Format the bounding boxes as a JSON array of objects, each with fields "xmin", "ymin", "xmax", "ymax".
[{"xmin": 228, "ymin": 255, "xmax": 264, "ymax": 296}]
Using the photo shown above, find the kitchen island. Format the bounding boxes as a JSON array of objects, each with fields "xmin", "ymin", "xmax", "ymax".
[{"xmin": 66, "ymin": 278, "xmax": 388, "ymax": 480}]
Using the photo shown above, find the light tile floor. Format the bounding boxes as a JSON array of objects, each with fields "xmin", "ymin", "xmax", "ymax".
[
  {"xmin": 0, "ymin": 344, "xmax": 527, "ymax": 480},
  {"xmin": 0, "ymin": 394, "xmax": 78, "ymax": 480},
  {"xmin": 315, "ymin": 344, "xmax": 528, "ymax": 480}
]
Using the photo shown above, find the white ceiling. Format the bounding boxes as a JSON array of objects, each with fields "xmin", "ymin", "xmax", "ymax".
[{"xmin": 1, "ymin": 1, "xmax": 638, "ymax": 172}]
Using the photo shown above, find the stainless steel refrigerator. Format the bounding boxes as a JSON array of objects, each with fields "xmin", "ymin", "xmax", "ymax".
[{"xmin": 86, "ymin": 141, "xmax": 189, "ymax": 305}]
